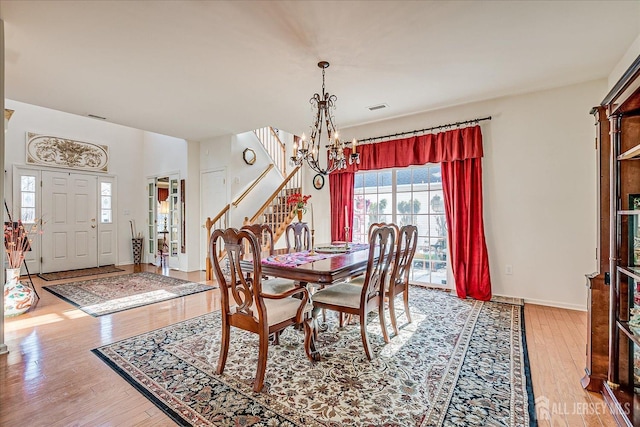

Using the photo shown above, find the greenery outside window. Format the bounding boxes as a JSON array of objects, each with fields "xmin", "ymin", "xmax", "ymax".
[{"xmin": 353, "ymin": 164, "xmax": 448, "ymax": 286}]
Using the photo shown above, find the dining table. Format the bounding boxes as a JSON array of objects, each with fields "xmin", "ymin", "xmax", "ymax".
[
  {"xmin": 244, "ymin": 242, "xmax": 371, "ymax": 361},
  {"xmin": 258, "ymin": 243, "xmax": 370, "ymax": 286}
]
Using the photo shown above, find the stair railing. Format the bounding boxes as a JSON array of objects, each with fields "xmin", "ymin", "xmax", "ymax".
[
  {"xmin": 254, "ymin": 126, "xmax": 287, "ymax": 176},
  {"xmin": 248, "ymin": 166, "xmax": 302, "ymax": 242},
  {"xmin": 232, "ymin": 164, "xmax": 274, "ymax": 207},
  {"xmin": 204, "ymin": 204, "xmax": 230, "ymax": 280}
]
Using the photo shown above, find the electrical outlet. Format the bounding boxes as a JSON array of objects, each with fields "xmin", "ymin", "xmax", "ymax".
[{"xmin": 505, "ymin": 264, "xmax": 513, "ymax": 275}]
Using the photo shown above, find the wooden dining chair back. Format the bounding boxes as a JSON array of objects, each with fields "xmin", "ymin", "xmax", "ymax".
[
  {"xmin": 285, "ymin": 222, "xmax": 311, "ymax": 251},
  {"xmin": 368, "ymin": 222, "xmax": 399, "ymax": 240},
  {"xmin": 311, "ymin": 224, "xmax": 396, "ymax": 360},
  {"xmin": 386, "ymin": 224, "xmax": 419, "ymax": 337},
  {"xmin": 210, "ymin": 227, "xmax": 316, "ymax": 392},
  {"xmin": 240, "ymin": 223, "xmax": 275, "ymax": 255}
]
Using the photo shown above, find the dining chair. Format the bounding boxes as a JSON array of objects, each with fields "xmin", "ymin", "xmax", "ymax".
[
  {"xmin": 210, "ymin": 227, "xmax": 317, "ymax": 392},
  {"xmin": 386, "ymin": 224, "xmax": 419, "ymax": 338},
  {"xmin": 241, "ymin": 223, "xmax": 295, "ymax": 295},
  {"xmin": 285, "ymin": 222, "xmax": 311, "ymax": 251},
  {"xmin": 311, "ymin": 224, "xmax": 396, "ymax": 360}
]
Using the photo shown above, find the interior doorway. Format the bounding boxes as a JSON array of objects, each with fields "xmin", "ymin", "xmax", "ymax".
[
  {"xmin": 157, "ymin": 177, "xmax": 170, "ymax": 267},
  {"xmin": 147, "ymin": 173, "xmax": 180, "ymax": 269}
]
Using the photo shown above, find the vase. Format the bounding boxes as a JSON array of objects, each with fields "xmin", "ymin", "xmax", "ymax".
[
  {"xmin": 297, "ymin": 210, "xmax": 303, "ymax": 222},
  {"xmin": 4, "ymin": 268, "xmax": 35, "ymax": 317},
  {"xmin": 5, "ymin": 268, "xmax": 20, "ymax": 287}
]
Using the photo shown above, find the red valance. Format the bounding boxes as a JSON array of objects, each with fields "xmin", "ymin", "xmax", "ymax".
[{"xmin": 331, "ymin": 126, "xmax": 483, "ymax": 175}]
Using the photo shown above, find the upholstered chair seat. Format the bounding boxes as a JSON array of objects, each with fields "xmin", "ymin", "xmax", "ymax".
[
  {"xmin": 262, "ymin": 277, "xmax": 299, "ymax": 295},
  {"xmin": 261, "ymin": 298, "xmax": 314, "ymax": 326},
  {"xmin": 310, "ymin": 282, "xmax": 362, "ymax": 309}
]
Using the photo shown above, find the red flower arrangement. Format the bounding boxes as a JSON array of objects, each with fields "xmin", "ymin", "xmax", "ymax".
[{"xmin": 286, "ymin": 193, "xmax": 311, "ymax": 214}]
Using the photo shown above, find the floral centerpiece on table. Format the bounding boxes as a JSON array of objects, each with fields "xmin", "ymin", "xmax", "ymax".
[
  {"xmin": 286, "ymin": 193, "xmax": 311, "ymax": 215},
  {"xmin": 4, "ymin": 220, "xmax": 40, "ymax": 269}
]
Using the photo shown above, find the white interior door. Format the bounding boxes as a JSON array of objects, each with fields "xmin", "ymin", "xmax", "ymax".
[
  {"xmin": 200, "ymin": 169, "xmax": 227, "ymax": 270},
  {"xmin": 41, "ymin": 171, "xmax": 98, "ymax": 273},
  {"xmin": 168, "ymin": 173, "xmax": 180, "ymax": 269}
]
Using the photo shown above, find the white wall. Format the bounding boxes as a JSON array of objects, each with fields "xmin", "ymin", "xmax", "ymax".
[
  {"xmin": 2, "ymin": 79, "xmax": 612, "ymax": 308},
  {"xmin": 4, "ymin": 99, "xmax": 147, "ymax": 267},
  {"xmin": 3, "ymin": 100, "xmax": 198, "ymax": 270},
  {"xmin": 142, "ymin": 131, "xmax": 191, "ymax": 270},
  {"xmin": 327, "ymin": 79, "xmax": 607, "ymax": 311},
  {"xmin": 608, "ymin": 33, "xmax": 640, "ymax": 90}
]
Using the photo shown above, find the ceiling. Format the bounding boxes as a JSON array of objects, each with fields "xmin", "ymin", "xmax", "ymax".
[{"xmin": 1, "ymin": 1, "xmax": 639, "ymax": 141}]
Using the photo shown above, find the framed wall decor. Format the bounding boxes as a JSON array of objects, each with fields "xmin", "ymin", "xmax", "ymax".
[
  {"xmin": 26, "ymin": 132, "xmax": 109, "ymax": 172},
  {"xmin": 313, "ymin": 173, "xmax": 325, "ymax": 190}
]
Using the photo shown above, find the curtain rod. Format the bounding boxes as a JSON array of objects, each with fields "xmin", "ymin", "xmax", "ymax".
[{"xmin": 355, "ymin": 116, "xmax": 492, "ymax": 144}]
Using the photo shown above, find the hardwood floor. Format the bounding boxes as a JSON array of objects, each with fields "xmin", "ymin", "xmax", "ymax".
[{"xmin": 0, "ymin": 266, "xmax": 617, "ymax": 426}]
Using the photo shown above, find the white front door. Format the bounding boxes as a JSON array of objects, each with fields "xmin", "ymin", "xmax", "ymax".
[{"xmin": 41, "ymin": 171, "xmax": 98, "ymax": 273}]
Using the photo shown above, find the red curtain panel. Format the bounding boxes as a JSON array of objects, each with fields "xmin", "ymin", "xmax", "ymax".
[{"xmin": 329, "ymin": 125, "xmax": 491, "ymax": 300}]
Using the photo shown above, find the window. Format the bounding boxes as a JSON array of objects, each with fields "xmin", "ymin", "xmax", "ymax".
[
  {"xmin": 100, "ymin": 182, "xmax": 112, "ymax": 223},
  {"xmin": 20, "ymin": 175, "xmax": 36, "ymax": 223},
  {"xmin": 353, "ymin": 164, "xmax": 448, "ymax": 286}
]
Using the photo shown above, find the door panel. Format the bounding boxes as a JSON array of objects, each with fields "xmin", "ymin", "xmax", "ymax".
[{"xmin": 41, "ymin": 171, "xmax": 98, "ymax": 273}]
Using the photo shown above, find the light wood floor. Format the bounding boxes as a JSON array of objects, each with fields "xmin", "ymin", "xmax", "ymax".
[{"xmin": 0, "ymin": 265, "xmax": 616, "ymax": 426}]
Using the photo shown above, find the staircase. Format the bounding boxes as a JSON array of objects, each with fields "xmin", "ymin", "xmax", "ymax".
[
  {"xmin": 204, "ymin": 128, "xmax": 301, "ymax": 280},
  {"xmin": 248, "ymin": 166, "xmax": 302, "ymax": 243}
]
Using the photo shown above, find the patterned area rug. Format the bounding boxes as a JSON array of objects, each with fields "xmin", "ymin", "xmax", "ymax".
[
  {"xmin": 37, "ymin": 264, "xmax": 124, "ymax": 281},
  {"xmin": 93, "ymin": 287, "xmax": 535, "ymax": 426},
  {"xmin": 43, "ymin": 272, "xmax": 214, "ymax": 316}
]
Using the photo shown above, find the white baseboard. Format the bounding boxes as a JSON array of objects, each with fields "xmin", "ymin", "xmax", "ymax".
[{"xmin": 522, "ymin": 297, "xmax": 586, "ymax": 312}]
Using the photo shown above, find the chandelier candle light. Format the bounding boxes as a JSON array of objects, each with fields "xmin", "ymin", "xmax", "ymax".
[{"xmin": 290, "ymin": 61, "xmax": 360, "ymax": 175}]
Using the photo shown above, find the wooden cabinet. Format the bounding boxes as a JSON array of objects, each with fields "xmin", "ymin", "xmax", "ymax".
[{"xmin": 587, "ymin": 55, "xmax": 640, "ymax": 427}]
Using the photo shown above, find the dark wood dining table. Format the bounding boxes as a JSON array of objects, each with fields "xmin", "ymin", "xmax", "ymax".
[{"xmin": 259, "ymin": 245, "xmax": 370, "ymax": 285}]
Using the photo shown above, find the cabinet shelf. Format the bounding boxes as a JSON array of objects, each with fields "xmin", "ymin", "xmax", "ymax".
[
  {"xmin": 617, "ymin": 266, "xmax": 640, "ymax": 281},
  {"xmin": 617, "ymin": 321, "xmax": 640, "ymax": 347},
  {"xmin": 618, "ymin": 143, "xmax": 640, "ymax": 160},
  {"xmin": 618, "ymin": 210, "xmax": 640, "ymax": 216}
]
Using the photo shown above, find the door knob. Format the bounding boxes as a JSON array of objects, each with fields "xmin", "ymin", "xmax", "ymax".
[{"xmin": 91, "ymin": 225, "xmax": 96, "ymax": 229}]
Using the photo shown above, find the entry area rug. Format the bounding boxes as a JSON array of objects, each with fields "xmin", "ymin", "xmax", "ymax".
[
  {"xmin": 43, "ymin": 272, "xmax": 214, "ymax": 317},
  {"xmin": 92, "ymin": 287, "xmax": 535, "ymax": 426},
  {"xmin": 37, "ymin": 264, "xmax": 124, "ymax": 281}
]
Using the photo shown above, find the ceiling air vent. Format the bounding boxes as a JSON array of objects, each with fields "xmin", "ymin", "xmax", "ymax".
[
  {"xmin": 87, "ymin": 114, "xmax": 106, "ymax": 120},
  {"xmin": 368, "ymin": 103, "xmax": 389, "ymax": 111}
]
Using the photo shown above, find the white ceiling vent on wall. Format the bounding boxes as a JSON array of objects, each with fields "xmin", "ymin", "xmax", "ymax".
[{"xmin": 367, "ymin": 103, "xmax": 389, "ymax": 111}]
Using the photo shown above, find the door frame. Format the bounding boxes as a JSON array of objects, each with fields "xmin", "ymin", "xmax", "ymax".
[
  {"xmin": 146, "ymin": 171, "xmax": 182, "ymax": 269},
  {"xmin": 12, "ymin": 165, "xmax": 117, "ymax": 274},
  {"xmin": 200, "ymin": 167, "xmax": 228, "ymax": 271}
]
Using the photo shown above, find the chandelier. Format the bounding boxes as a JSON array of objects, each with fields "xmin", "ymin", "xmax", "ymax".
[{"xmin": 290, "ymin": 61, "xmax": 360, "ymax": 175}]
